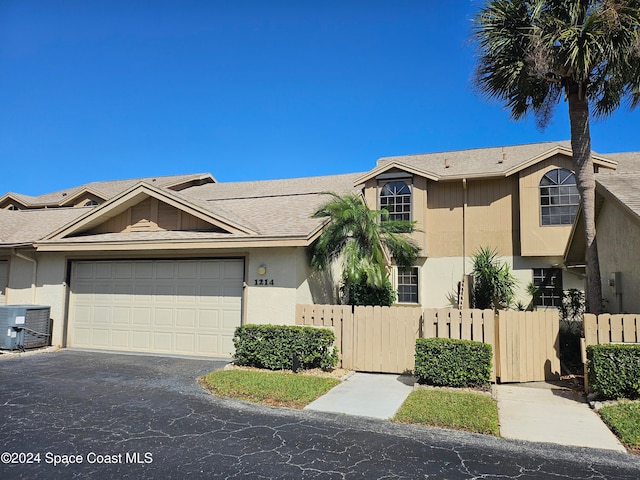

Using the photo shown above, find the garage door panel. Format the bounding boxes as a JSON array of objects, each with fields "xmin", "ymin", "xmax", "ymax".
[
  {"xmin": 132, "ymin": 331, "xmax": 151, "ymax": 349},
  {"xmin": 94, "ymin": 307, "xmax": 111, "ymax": 325},
  {"xmin": 112, "ymin": 307, "xmax": 131, "ymax": 325},
  {"xmin": 95, "ymin": 263, "xmax": 114, "ymax": 279},
  {"xmin": 156, "ymin": 262, "xmax": 175, "ymax": 279},
  {"xmin": 69, "ymin": 259, "xmax": 243, "ymax": 357},
  {"xmin": 91, "ymin": 329, "xmax": 110, "ymax": 346},
  {"xmin": 133, "ymin": 308, "xmax": 152, "ymax": 325},
  {"xmin": 134, "ymin": 262, "xmax": 153, "ymax": 279},
  {"xmin": 176, "ymin": 309, "xmax": 196, "ymax": 327},
  {"xmin": 178, "ymin": 262, "xmax": 198, "ymax": 279},
  {"xmin": 111, "ymin": 330, "xmax": 130, "ymax": 348},
  {"xmin": 175, "ymin": 333, "xmax": 195, "ymax": 352},
  {"xmin": 198, "ymin": 310, "xmax": 220, "ymax": 329},
  {"xmin": 115, "ymin": 263, "xmax": 134, "ymax": 279},
  {"xmin": 153, "ymin": 332, "xmax": 172, "ymax": 351},
  {"xmin": 154, "ymin": 309, "xmax": 173, "ymax": 326}
]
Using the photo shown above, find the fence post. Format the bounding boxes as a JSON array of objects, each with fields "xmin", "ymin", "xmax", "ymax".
[{"xmin": 582, "ymin": 314, "xmax": 598, "ymax": 394}]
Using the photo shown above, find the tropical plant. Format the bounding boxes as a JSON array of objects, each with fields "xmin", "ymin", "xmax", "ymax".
[
  {"xmin": 472, "ymin": 0, "xmax": 640, "ymax": 313},
  {"xmin": 343, "ymin": 274, "xmax": 397, "ymax": 307},
  {"xmin": 471, "ymin": 246, "xmax": 518, "ymax": 310},
  {"xmin": 308, "ymin": 193, "xmax": 420, "ymax": 305}
]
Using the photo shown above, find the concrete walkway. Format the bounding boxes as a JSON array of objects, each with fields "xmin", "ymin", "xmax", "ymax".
[
  {"xmin": 496, "ymin": 382, "xmax": 626, "ymax": 452},
  {"xmin": 306, "ymin": 373, "xmax": 627, "ymax": 452},
  {"xmin": 305, "ymin": 372, "xmax": 414, "ymax": 419}
]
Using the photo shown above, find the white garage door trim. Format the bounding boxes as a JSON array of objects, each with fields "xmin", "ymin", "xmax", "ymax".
[{"xmin": 68, "ymin": 258, "xmax": 244, "ymax": 357}]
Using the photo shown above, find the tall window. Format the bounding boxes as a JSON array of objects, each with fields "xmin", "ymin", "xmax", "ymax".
[
  {"xmin": 380, "ymin": 181, "xmax": 411, "ymax": 221},
  {"xmin": 539, "ymin": 168, "xmax": 580, "ymax": 225},
  {"xmin": 397, "ymin": 267, "xmax": 419, "ymax": 303},
  {"xmin": 533, "ymin": 268, "xmax": 563, "ymax": 307}
]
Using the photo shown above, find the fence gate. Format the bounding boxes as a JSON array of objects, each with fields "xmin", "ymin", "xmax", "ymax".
[{"xmin": 496, "ymin": 310, "xmax": 560, "ymax": 382}]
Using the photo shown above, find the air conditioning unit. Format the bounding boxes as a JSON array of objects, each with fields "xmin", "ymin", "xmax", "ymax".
[{"xmin": 0, "ymin": 305, "xmax": 52, "ymax": 351}]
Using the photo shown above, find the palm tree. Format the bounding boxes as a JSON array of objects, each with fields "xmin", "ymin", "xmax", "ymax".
[
  {"xmin": 308, "ymin": 193, "xmax": 420, "ymax": 305},
  {"xmin": 472, "ymin": 0, "xmax": 640, "ymax": 313}
]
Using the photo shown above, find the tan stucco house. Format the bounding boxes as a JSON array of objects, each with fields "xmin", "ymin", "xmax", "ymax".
[
  {"xmin": 0, "ymin": 141, "xmax": 624, "ymax": 358},
  {"xmin": 565, "ymin": 153, "xmax": 640, "ymax": 314}
]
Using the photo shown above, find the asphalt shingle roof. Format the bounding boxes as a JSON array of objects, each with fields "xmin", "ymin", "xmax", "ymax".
[
  {"xmin": 376, "ymin": 141, "xmax": 575, "ymax": 178},
  {"xmin": 0, "ymin": 142, "xmax": 635, "ymax": 247},
  {"xmin": 596, "ymin": 173, "xmax": 640, "ymax": 222}
]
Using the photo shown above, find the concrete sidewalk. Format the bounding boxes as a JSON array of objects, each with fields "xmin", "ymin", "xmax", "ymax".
[
  {"xmin": 304, "ymin": 372, "xmax": 414, "ymax": 419},
  {"xmin": 306, "ymin": 373, "xmax": 627, "ymax": 452},
  {"xmin": 496, "ymin": 381, "xmax": 626, "ymax": 452}
]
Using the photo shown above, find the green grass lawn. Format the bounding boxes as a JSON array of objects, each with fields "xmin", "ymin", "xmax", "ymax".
[
  {"xmin": 202, "ymin": 370, "xmax": 499, "ymax": 437},
  {"xmin": 598, "ymin": 401, "xmax": 640, "ymax": 453},
  {"xmin": 201, "ymin": 369, "xmax": 340, "ymax": 409},
  {"xmin": 393, "ymin": 389, "xmax": 500, "ymax": 436}
]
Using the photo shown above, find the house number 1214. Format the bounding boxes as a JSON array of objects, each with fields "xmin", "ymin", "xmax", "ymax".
[{"xmin": 254, "ymin": 279, "xmax": 274, "ymax": 286}]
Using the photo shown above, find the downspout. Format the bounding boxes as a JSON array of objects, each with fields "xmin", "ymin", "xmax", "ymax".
[
  {"xmin": 462, "ymin": 178, "xmax": 467, "ymax": 274},
  {"xmin": 12, "ymin": 249, "xmax": 38, "ymax": 304}
]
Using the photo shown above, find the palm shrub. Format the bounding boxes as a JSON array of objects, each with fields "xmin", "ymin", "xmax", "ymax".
[
  {"xmin": 308, "ymin": 193, "xmax": 419, "ymax": 306},
  {"xmin": 471, "ymin": 247, "xmax": 517, "ymax": 310}
]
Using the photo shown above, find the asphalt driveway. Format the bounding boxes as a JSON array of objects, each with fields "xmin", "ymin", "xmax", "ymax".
[{"xmin": 1, "ymin": 350, "xmax": 639, "ymax": 479}]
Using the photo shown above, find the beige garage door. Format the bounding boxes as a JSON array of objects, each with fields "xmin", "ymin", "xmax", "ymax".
[{"xmin": 68, "ymin": 259, "xmax": 243, "ymax": 357}]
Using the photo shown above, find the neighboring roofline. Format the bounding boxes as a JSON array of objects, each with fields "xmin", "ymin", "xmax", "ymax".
[
  {"xmin": 164, "ymin": 173, "xmax": 216, "ymax": 189},
  {"xmin": 58, "ymin": 186, "xmax": 108, "ymax": 207},
  {"xmin": 563, "ymin": 176, "xmax": 638, "ymax": 263},
  {"xmin": 594, "ymin": 179, "xmax": 640, "ymax": 228},
  {"xmin": 0, "ymin": 193, "xmax": 31, "ymax": 208},
  {"xmin": 42, "ymin": 181, "xmax": 258, "ymax": 240}
]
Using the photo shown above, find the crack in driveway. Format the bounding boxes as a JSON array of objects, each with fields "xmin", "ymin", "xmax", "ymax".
[{"xmin": 1, "ymin": 350, "xmax": 639, "ymax": 479}]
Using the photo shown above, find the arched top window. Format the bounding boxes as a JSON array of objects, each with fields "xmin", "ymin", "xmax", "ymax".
[
  {"xmin": 380, "ymin": 181, "xmax": 411, "ymax": 221},
  {"xmin": 84, "ymin": 200, "xmax": 99, "ymax": 207},
  {"xmin": 539, "ymin": 168, "xmax": 579, "ymax": 225}
]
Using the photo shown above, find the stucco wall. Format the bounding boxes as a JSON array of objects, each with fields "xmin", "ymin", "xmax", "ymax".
[
  {"xmin": 5, "ymin": 252, "xmax": 68, "ymax": 346},
  {"xmin": 245, "ymin": 247, "xmax": 314, "ymax": 325},
  {"xmin": 519, "ymin": 154, "xmax": 575, "ymax": 256},
  {"xmin": 597, "ymin": 201, "xmax": 640, "ymax": 313},
  {"xmin": 421, "ymin": 254, "xmax": 582, "ymax": 309}
]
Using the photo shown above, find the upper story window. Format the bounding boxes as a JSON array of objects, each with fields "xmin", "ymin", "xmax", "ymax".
[
  {"xmin": 539, "ymin": 168, "xmax": 579, "ymax": 225},
  {"xmin": 380, "ymin": 181, "xmax": 411, "ymax": 221},
  {"xmin": 84, "ymin": 200, "xmax": 99, "ymax": 207},
  {"xmin": 6, "ymin": 204, "xmax": 19, "ymax": 211}
]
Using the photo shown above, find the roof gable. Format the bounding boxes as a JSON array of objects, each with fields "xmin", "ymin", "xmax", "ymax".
[
  {"xmin": 361, "ymin": 142, "xmax": 617, "ymax": 184},
  {"xmin": 44, "ymin": 182, "xmax": 257, "ymax": 240}
]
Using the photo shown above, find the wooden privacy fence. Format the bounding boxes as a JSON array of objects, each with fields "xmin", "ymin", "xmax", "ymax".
[
  {"xmin": 582, "ymin": 313, "xmax": 640, "ymax": 391},
  {"xmin": 296, "ymin": 305, "xmax": 561, "ymax": 382},
  {"xmin": 496, "ymin": 310, "xmax": 560, "ymax": 383}
]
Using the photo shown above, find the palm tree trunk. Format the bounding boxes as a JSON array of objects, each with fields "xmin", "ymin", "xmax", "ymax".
[{"xmin": 567, "ymin": 83, "xmax": 603, "ymax": 314}]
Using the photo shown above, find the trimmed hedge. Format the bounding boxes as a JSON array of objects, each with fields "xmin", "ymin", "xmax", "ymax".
[
  {"xmin": 415, "ymin": 337, "xmax": 492, "ymax": 388},
  {"xmin": 233, "ymin": 324, "xmax": 338, "ymax": 371},
  {"xmin": 587, "ymin": 344, "xmax": 640, "ymax": 400}
]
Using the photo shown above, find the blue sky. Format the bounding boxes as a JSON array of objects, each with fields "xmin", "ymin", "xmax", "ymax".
[{"xmin": 1, "ymin": 1, "xmax": 638, "ymax": 196}]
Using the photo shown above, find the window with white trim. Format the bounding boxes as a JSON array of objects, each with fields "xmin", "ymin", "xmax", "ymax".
[
  {"xmin": 397, "ymin": 267, "xmax": 419, "ymax": 303},
  {"xmin": 533, "ymin": 268, "xmax": 563, "ymax": 307},
  {"xmin": 380, "ymin": 181, "xmax": 411, "ymax": 221},
  {"xmin": 539, "ymin": 168, "xmax": 579, "ymax": 225}
]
